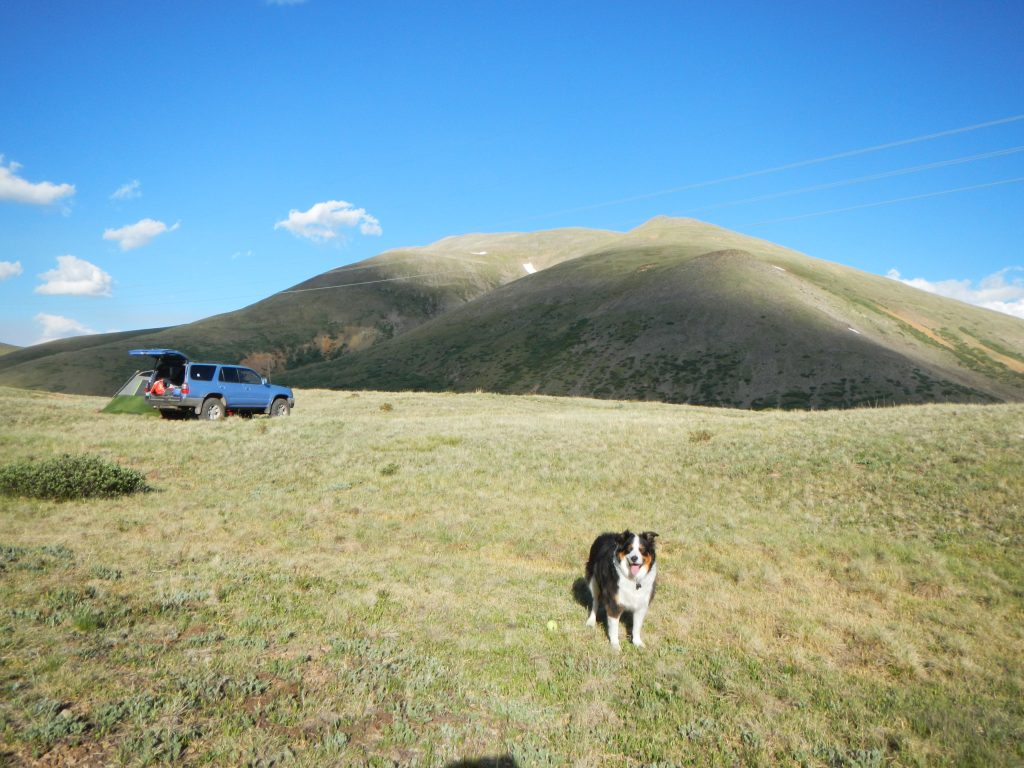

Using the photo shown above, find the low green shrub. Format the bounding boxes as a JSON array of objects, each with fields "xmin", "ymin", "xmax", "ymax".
[
  {"xmin": 0, "ymin": 454, "xmax": 149, "ymax": 501},
  {"xmin": 22, "ymin": 699, "xmax": 88, "ymax": 751}
]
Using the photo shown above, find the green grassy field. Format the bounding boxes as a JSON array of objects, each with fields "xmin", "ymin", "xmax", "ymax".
[{"xmin": 1, "ymin": 386, "xmax": 1022, "ymax": 766}]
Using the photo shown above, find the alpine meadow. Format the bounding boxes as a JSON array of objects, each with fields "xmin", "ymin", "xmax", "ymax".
[
  {"xmin": 5, "ymin": 1, "xmax": 1024, "ymax": 765},
  {"xmin": 1, "ymin": 386, "xmax": 1022, "ymax": 766}
]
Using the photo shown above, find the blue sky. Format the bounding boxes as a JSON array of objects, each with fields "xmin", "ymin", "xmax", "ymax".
[{"xmin": 2, "ymin": 0, "xmax": 1022, "ymax": 346}]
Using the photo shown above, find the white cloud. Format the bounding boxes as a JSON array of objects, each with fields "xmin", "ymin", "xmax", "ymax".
[
  {"xmin": 887, "ymin": 267, "xmax": 1024, "ymax": 320},
  {"xmin": 103, "ymin": 218, "xmax": 180, "ymax": 251},
  {"xmin": 0, "ymin": 156, "xmax": 75, "ymax": 205},
  {"xmin": 0, "ymin": 260, "xmax": 23, "ymax": 281},
  {"xmin": 111, "ymin": 179, "xmax": 141, "ymax": 201},
  {"xmin": 35, "ymin": 255, "xmax": 113, "ymax": 297},
  {"xmin": 274, "ymin": 200, "xmax": 382, "ymax": 243},
  {"xmin": 35, "ymin": 313, "xmax": 97, "ymax": 343}
]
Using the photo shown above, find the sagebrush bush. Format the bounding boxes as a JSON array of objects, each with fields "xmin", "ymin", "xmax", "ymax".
[{"xmin": 0, "ymin": 454, "xmax": 149, "ymax": 501}]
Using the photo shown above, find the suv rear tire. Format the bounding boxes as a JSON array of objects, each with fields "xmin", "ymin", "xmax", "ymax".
[{"xmin": 201, "ymin": 398, "xmax": 226, "ymax": 421}]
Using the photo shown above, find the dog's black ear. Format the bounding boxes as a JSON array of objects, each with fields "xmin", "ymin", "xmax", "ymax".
[
  {"xmin": 617, "ymin": 529, "xmax": 634, "ymax": 544},
  {"xmin": 640, "ymin": 531, "xmax": 659, "ymax": 543}
]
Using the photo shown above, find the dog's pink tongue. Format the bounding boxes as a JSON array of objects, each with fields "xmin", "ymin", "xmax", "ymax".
[{"xmin": 630, "ymin": 564, "xmax": 641, "ymax": 576}]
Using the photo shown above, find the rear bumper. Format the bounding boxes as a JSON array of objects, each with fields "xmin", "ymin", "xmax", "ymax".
[
  {"xmin": 145, "ymin": 394, "xmax": 203, "ymax": 412},
  {"xmin": 145, "ymin": 392, "xmax": 295, "ymax": 413}
]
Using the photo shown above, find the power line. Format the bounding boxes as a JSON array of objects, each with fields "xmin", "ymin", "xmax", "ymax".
[
  {"xmin": 5, "ymin": 269, "xmax": 475, "ymax": 311},
  {"xmin": 746, "ymin": 176, "xmax": 1024, "ymax": 227},
  {"xmin": 502, "ymin": 113, "xmax": 1024, "ymax": 224},
  {"xmin": 682, "ymin": 145, "xmax": 1024, "ymax": 215},
  {"xmin": 98, "ymin": 259, "xmax": 424, "ymax": 306},
  {"xmin": 282, "ymin": 252, "xmax": 497, "ymax": 294},
  {"xmin": 325, "ymin": 250, "xmax": 489, "ymax": 274},
  {"xmin": 6, "ymin": 254, "xmax": 496, "ymax": 312},
  {"xmin": 326, "ymin": 259, "xmax": 422, "ymax": 274},
  {"xmin": 280, "ymin": 271, "xmax": 468, "ymax": 294}
]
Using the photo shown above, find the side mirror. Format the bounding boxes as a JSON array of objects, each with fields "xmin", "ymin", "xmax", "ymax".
[{"xmin": 262, "ymin": 377, "xmax": 268, "ymax": 385}]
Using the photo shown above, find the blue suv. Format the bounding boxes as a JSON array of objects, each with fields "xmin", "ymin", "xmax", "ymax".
[{"xmin": 130, "ymin": 349, "xmax": 295, "ymax": 420}]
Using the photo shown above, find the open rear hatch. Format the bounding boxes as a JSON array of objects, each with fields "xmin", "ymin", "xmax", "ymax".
[
  {"xmin": 128, "ymin": 349, "xmax": 190, "ymax": 395},
  {"xmin": 129, "ymin": 349, "xmax": 189, "ymax": 365}
]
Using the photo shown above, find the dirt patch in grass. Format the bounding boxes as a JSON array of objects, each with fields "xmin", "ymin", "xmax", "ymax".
[
  {"xmin": 961, "ymin": 331, "xmax": 1024, "ymax": 373},
  {"xmin": 880, "ymin": 307, "xmax": 956, "ymax": 350}
]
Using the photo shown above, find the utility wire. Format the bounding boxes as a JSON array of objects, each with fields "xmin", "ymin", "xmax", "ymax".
[
  {"xmin": 326, "ymin": 250, "xmax": 489, "ymax": 274},
  {"xmin": 503, "ymin": 113, "xmax": 1024, "ymax": 224},
  {"xmin": 682, "ymin": 145, "xmax": 1024, "ymax": 214},
  {"xmin": 101, "ymin": 257, "xmax": 473, "ymax": 306},
  {"xmin": 27, "ymin": 117, "xmax": 1020, "ymax": 313},
  {"xmin": 746, "ymin": 176, "xmax": 1024, "ymax": 227},
  {"xmin": 3, "ymin": 269, "xmax": 474, "ymax": 310},
  {"xmin": 280, "ymin": 271, "xmax": 469, "ymax": 294}
]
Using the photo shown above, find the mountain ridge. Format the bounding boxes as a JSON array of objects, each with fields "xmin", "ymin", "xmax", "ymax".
[
  {"xmin": 1, "ymin": 217, "xmax": 1022, "ymax": 409},
  {"xmin": 285, "ymin": 228, "xmax": 1024, "ymax": 408}
]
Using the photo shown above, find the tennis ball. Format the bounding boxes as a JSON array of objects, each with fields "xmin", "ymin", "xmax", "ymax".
[{"xmin": 546, "ymin": 620, "xmax": 558, "ymax": 632}]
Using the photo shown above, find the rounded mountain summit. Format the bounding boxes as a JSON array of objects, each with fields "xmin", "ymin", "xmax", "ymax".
[{"xmin": 2, "ymin": 217, "xmax": 1022, "ymax": 409}]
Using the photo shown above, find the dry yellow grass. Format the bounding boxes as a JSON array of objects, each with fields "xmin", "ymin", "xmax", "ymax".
[{"xmin": 1, "ymin": 386, "xmax": 1022, "ymax": 766}]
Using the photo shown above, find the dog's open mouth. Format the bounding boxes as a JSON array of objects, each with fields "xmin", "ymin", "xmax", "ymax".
[{"xmin": 630, "ymin": 563, "xmax": 642, "ymax": 576}]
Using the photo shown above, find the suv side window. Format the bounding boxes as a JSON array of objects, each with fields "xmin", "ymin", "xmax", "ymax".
[
  {"xmin": 190, "ymin": 365, "xmax": 216, "ymax": 381},
  {"xmin": 238, "ymin": 368, "xmax": 263, "ymax": 385},
  {"xmin": 219, "ymin": 367, "xmax": 240, "ymax": 384}
]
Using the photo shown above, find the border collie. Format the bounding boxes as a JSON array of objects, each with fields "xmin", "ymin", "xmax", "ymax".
[{"xmin": 585, "ymin": 530, "xmax": 658, "ymax": 650}]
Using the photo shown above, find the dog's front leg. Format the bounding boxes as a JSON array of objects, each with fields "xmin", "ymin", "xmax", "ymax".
[
  {"xmin": 606, "ymin": 609, "xmax": 622, "ymax": 651},
  {"xmin": 631, "ymin": 605, "xmax": 647, "ymax": 647},
  {"xmin": 585, "ymin": 577, "xmax": 599, "ymax": 627}
]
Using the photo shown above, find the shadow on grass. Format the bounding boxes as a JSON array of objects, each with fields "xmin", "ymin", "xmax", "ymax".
[
  {"xmin": 446, "ymin": 756, "xmax": 518, "ymax": 768},
  {"xmin": 571, "ymin": 576, "xmax": 591, "ymax": 609},
  {"xmin": 571, "ymin": 576, "xmax": 637, "ymax": 639}
]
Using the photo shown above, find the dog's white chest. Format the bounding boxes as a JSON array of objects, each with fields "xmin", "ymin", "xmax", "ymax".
[{"xmin": 616, "ymin": 564, "xmax": 656, "ymax": 611}]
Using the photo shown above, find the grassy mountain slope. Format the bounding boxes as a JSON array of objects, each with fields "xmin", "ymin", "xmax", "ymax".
[
  {"xmin": 0, "ymin": 227, "xmax": 617, "ymax": 395},
  {"xmin": 3, "ymin": 217, "xmax": 1022, "ymax": 408},
  {"xmin": 287, "ymin": 218, "xmax": 1024, "ymax": 409},
  {"xmin": 2, "ymin": 387, "xmax": 1022, "ymax": 765},
  {"xmin": 0, "ymin": 342, "xmax": 20, "ymax": 356},
  {"xmin": 193, "ymin": 226, "xmax": 618, "ymax": 373},
  {"xmin": 0, "ymin": 329, "xmax": 168, "ymax": 395}
]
